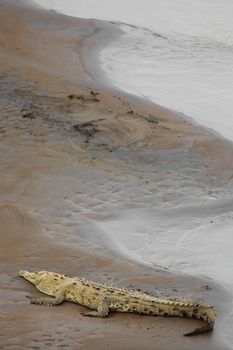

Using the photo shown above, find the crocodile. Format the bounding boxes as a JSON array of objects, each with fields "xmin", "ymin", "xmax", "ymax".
[{"xmin": 19, "ymin": 270, "xmax": 216, "ymax": 336}]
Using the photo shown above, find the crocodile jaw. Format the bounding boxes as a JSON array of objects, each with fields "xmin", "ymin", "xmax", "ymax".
[{"xmin": 19, "ymin": 270, "xmax": 46, "ymax": 286}]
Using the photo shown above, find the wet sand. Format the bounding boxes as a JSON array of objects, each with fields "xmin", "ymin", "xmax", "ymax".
[{"xmin": 1, "ymin": 1, "xmax": 233, "ymax": 349}]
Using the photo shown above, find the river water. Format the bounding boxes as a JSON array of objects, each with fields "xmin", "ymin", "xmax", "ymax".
[
  {"xmin": 34, "ymin": 1, "xmax": 233, "ymax": 347},
  {"xmin": 35, "ymin": 0, "xmax": 233, "ymax": 140}
]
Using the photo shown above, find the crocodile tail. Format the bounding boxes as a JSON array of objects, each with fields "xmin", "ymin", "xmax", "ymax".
[
  {"xmin": 184, "ymin": 304, "xmax": 216, "ymax": 336},
  {"xmin": 184, "ymin": 320, "xmax": 214, "ymax": 336}
]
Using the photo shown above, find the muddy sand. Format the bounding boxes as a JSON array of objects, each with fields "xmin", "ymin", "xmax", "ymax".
[{"xmin": 1, "ymin": 1, "xmax": 233, "ymax": 349}]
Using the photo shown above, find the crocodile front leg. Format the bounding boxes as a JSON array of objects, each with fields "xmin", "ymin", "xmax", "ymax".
[{"xmin": 28, "ymin": 291, "xmax": 65, "ymax": 306}]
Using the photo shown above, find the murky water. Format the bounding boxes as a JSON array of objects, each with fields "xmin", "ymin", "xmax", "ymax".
[
  {"xmin": 101, "ymin": 25, "xmax": 233, "ymax": 140},
  {"xmin": 35, "ymin": 0, "xmax": 233, "ymax": 139}
]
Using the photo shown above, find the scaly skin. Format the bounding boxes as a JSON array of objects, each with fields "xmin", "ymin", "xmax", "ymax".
[{"xmin": 19, "ymin": 270, "xmax": 216, "ymax": 336}]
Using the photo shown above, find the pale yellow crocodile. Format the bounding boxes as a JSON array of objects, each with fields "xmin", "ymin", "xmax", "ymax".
[{"xmin": 19, "ymin": 270, "xmax": 216, "ymax": 336}]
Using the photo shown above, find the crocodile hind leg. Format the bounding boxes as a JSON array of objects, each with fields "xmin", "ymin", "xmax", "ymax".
[
  {"xmin": 28, "ymin": 291, "xmax": 65, "ymax": 306},
  {"xmin": 81, "ymin": 296, "xmax": 115, "ymax": 317}
]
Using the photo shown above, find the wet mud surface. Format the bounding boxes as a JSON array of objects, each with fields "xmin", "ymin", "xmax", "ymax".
[{"xmin": 1, "ymin": 1, "xmax": 233, "ymax": 349}]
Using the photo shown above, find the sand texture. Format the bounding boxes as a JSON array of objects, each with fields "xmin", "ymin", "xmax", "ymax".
[{"xmin": 1, "ymin": 1, "xmax": 233, "ymax": 349}]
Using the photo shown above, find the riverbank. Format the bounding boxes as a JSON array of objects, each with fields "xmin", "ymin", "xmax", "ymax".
[{"xmin": 1, "ymin": 1, "xmax": 233, "ymax": 349}]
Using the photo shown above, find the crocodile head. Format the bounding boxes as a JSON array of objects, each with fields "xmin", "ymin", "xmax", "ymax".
[{"xmin": 19, "ymin": 270, "xmax": 49, "ymax": 286}]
